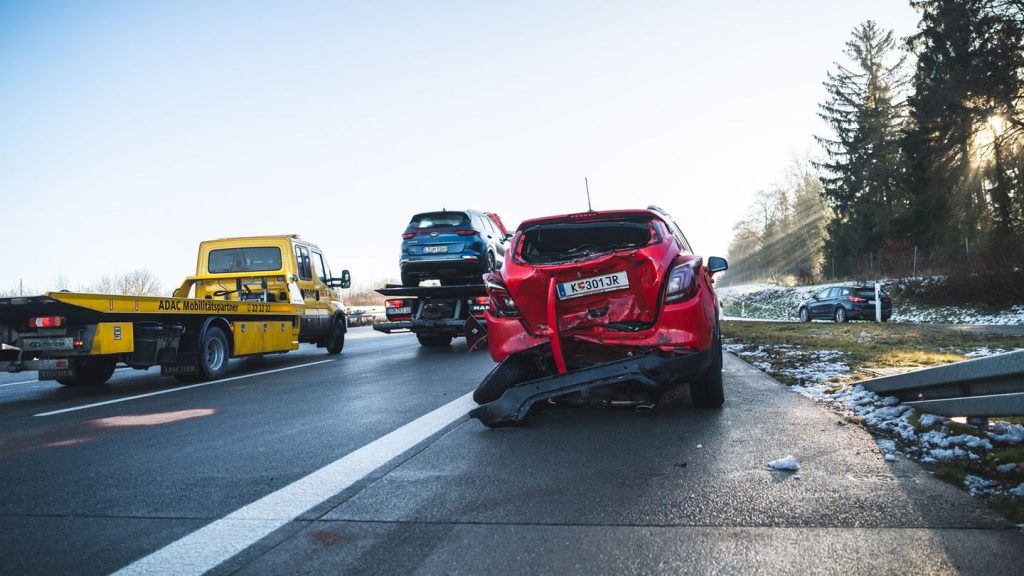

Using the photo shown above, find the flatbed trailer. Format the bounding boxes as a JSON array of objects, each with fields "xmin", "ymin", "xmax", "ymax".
[
  {"xmin": 0, "ymin": 234, "xmax": 352, "ymax": 385},
  {"xmin": 0, "ymin": 290, "xmax": 301, "ymax": 384},
  {"xmin": 372, "ymin": 284, "xmax": 488, "ymax": 347}
]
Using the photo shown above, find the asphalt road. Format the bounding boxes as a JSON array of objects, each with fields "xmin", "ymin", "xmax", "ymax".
[{"xmin": 1, "ymin": 326, "xmax": 1022, "ymax": 575}]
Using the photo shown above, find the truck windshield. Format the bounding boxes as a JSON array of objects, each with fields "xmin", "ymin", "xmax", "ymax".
[
  {"xmin": 208, "ymin": 247, "xmax": 283, "ymax": 273},
  {"xmin": 519, "ymin": 218, "xmax": 656, "ymax": 264}
]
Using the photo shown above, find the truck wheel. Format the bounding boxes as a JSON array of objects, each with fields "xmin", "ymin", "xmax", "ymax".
[
  {"xmin": 197, "ymin": 326, "xmax": 229, "ymax": 380},
  {"xmin": 57, "ymin": 356, "xmax": 117, "ymax": 386},
  {"xmin": 691, "ymin": 330, "xmax": 724, "ymax": 409},
  {"xmin": 325, "ymin": 319, "xmax": 345, "ymax": 355},
  {"xmin": 417, "ymin": 334, "xmax": 453, "ymax": 347},
  {"xmin": 473, "ymin": 355, "xmax": 538, "ymax": 404},
  {"xmin": 401, "ymin": 273, "xmax": 418, "ymax": 287}
]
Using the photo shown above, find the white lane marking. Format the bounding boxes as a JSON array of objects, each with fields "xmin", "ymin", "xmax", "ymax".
[
  {"xmin": 0, "ymin": 379, "xmax": 39, "ymax": 388},
  {"xmin": 33, "ymin": 360, "xmax": 336, "ymax": 418},
  {"xmin": 113, "ymin": 392, "xmax": 476, "ymax": 576}
]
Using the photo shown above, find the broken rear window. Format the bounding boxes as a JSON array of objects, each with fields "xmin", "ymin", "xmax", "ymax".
[{"xmin": 518, "ymin": 218, "xmax": 658, "ymax": 264}]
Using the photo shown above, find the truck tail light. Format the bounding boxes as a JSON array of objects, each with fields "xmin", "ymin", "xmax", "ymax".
[
  {"xmin": 456, "ymin": 229, "xmax": 478, "ymax": 236},
  {"xmin": 486, "ymin": 281, "xmax": 519, "ymax": 317},
  {"xmin": 470, "ymin": 296, "xmax": 489, "ymax": 316},
  {"xmin": 402, "ymin": 232, "xmax": 416, "ymax": 239},
  {"xmin": 29, "ymin": 316, "xmax": 65, "ymax": 329},
  {"xmin": 664, "ymin": 258, "xmax": 703, "ymax": 303}
]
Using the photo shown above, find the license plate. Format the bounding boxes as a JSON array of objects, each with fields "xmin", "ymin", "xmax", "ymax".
[
  {"xmin": 423, "ymin": 245, "xmax": 448, "ymax": 254},
  {"xmin": 388, "ymin": 307, "xmax": 412, "ymax": 315},
  {"xmin": 557, "ymin": 271, "xmax": 629, "ymax": 300},
  {"xmin": 39, "ymin": 369, "xmax": 74, "ymax": 380}
]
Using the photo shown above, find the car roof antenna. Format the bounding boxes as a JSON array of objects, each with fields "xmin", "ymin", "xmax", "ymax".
[{"xmin": 585, "ymin": 177, "xmax": 593, "ymax": 211}]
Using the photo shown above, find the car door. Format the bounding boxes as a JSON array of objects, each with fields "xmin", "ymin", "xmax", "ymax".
[
  {"xmin": 810, "ymin": 288, "xmax": 831, "ymax": 318},
  {"xmin": 294, "ymin": 244, "xmax": 320, "ymax": 336},
  {"xmin": 480, "ymin": 214, "xmax": 503, "ymax": 259},
  {"xmin": 310, "ymin": 249, "xmax": 334, "ymax": 333}
]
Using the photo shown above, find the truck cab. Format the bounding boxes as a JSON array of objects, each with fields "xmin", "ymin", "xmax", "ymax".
[{"xmin": 175, "ymin": 235, "xmax": 351, "ymax": 346}]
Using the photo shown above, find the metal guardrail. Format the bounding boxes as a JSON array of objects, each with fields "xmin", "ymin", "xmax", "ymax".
[{"xmin": 860, "ymin": 350, "xmax": 1024, "ymax": 427}]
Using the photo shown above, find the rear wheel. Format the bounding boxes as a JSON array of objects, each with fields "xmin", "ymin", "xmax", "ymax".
[
  {"xmin": 691, "ymin": 326, "xmax": 724, "ymax": 409},
  {"xmin": 473, "ymin": 355, "xmax": 540, "ymax": 404},
  {"xmin": 798, "ymin": 307, "xmax": 810, "ymax": 323},
  {"xmin": 417, "ymin": 333, "xmax": 453, "ymax": 347},
  {"xmin": 197, "ymin": 326, "xmax": 229, "ymax": 380},
  {"xmin": 325, "ymin": 318, "xmax": 346, "ymax": 354},
  {"xmin": 487, "ymin": 251, "xmax": 497, "ymax": 272},
  {"xmin": 56, "ymin": 356, "xmax": 116, "ymax": 386},
  {"xmin": 834, "ymin": 307, "xmax": 848, "ymax": 323}
]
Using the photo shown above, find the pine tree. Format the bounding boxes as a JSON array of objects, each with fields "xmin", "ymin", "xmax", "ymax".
[
  {"xmin": 816, "ymin": 21, "xmax": 909, "ymax": 275},
  {"xmin": 903, "ymin": 0, "xmax": 1024, "ymax": 254}
]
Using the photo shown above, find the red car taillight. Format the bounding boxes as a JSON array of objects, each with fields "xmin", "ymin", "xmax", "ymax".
[
  {"xmin": 402, "ymin": 232, "xmax": 416, "ymax": 239},
  {"xmin": 848, "ymin": 296, "xmax": 868, "ymax": 303},
  {"xmin": 486, "ymin": 281, "xmax": 519, "ymax": 317},
  {"xmin": 456, "ymin": 229, "xmax": 478, "ymax": 236},
  {"xmin": 664, "ymin": 258, "xmax": 702, "ymax": 303},
  {"xmin": 29, "ymin": 316, "xmax": 65, "ymax": 329}
]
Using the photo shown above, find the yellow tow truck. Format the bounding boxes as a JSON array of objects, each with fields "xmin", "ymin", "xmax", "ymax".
[{"xmin": 0, "ymin": 235, "xmax": 351, "ymax": 385}]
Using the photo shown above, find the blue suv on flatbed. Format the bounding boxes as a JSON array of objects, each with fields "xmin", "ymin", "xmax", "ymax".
[{"xmin": 400, "ymin": 210, "xmax": 510, "ymax": 286}]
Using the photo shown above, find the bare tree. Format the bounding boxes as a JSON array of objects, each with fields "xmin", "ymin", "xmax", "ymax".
[
  {"xmin": 79, "ymin": 269, "xmax": 162, "ymax": 296},
  {"xmin": 117, "ymin": 269, "xmax": 162, "ymax": 296}
]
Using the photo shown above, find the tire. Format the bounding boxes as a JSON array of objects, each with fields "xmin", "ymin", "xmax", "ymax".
[
  {"xmin": 401, "ymin": 273, "xmax": 418, "ymax": 287},
  {"xmin": 881, "ymin": 317, "xmax": 889, "ymax": 323},
  {"xmin": 325, "ymin": 318, "xmax": 345, "ymax": 355},
  {"xmin": 417, "ymin": 333, "xmax": 453, "ymax": 347},
  {"xmin": 197, "ymin": 326, "xmax": 229, "ymax": 380},
  {"xmin": 834, "ymin": 307, "xmax": 848, "ymax": 323},
  {"xmin": 798, "ymin": 307, "xmax": 810, "ymax": 323},
  {"xmin": 473, "ymin": 355, "xmax": 540, "ymax": 404},
  {"xmin": 691, "ymin": 325, "xmax": 724, "ymax": 409},
  {"xmin": 56, "ymin": 356, "xmax": 116, "ymax": 386},
  {"xmin": 487, "ymin": 251, "xmax": 497, "ymax": 272}
]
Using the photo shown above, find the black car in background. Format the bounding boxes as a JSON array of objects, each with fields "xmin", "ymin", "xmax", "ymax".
[
  {"xmin": 399, "ymin": 209, "xmax": 510, "ymax": 286},
  {"xmin": 797, "ymin": 285, "xmax": 893, "ymax": 323}
]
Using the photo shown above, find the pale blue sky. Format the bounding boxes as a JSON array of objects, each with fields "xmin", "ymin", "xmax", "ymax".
[{"xmin": 1, "ymin": 1, "xmax": 919, "ymax": 292}]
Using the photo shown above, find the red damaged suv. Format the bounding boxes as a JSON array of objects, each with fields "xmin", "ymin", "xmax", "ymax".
[{"xmin": 469, "ymin": 206, "xmax": 728, "ymax": 427}]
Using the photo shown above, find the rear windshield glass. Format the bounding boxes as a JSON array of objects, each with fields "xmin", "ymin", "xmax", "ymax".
[
  {"xmin": 208, "ymin": 247, "xmax": 282, "ymax": 273},
  {"xmin": 519, "ymin": 218, "xmax": 656, "ymax": 264},
  {"xmin": 856, "ymin": 289, "xmax": 889, "ymax": 298},
  {"xmin": 409, "ymin": 212, "xmax": 470, "ymax": 229}
]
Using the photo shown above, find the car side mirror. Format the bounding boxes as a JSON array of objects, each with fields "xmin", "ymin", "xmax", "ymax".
[
  {"xmin": 707, "ymin": 256, "xmax": 728, "ymax": 274},
  {"xmin": 328, "ymin": 270, "xmax": 352, "ymax": 289},
  {"xmin": 504, "ymin": 233, "xmax": 513, "ymax": 242}
]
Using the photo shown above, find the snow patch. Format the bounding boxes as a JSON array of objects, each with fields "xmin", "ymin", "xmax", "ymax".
[
  {"xmin": 997, "ymin": 463, "xmax": 1019, "ymax": 474},
  {"xmin": 1009, "ymin": 483, "xmax": 1024, "ymax": 498},
  {"xmin": 964, "ymin": 474, "xmax": 999, "ymax": 496},
  {"xmin": 767, "ymin": 455, "xmax": 800, "ymax": 471}
]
